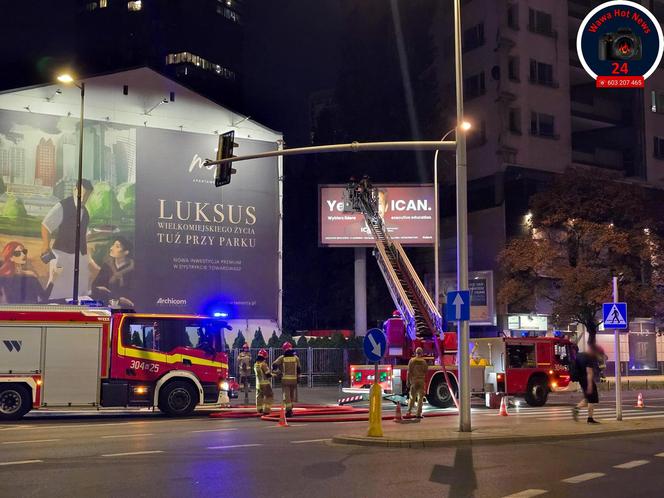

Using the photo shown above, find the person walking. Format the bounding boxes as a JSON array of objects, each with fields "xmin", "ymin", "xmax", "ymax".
[
  {"xmin": 572, "ymin": 343, "xmax": 601, "ymax": 424},
  {"xmin": 254, "ymin": 349, "xmax": 273, "ymax": 414},
  {"xmin": 237, "ymin": 343, "xmax": 252, "ymax": 404},
  {"xmin": 406, "ymin": 347, "xmax": 429, "ymax": 419},
  {"xmin": 272, "ymin": 342, "xmax": 301, "ymax": 417}
]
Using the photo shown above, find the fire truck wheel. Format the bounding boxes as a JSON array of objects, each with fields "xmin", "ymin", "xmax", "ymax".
[
  {"xmin": 158, "ymin": 381, "xmax": 197, "ymax": 417},
  {"xmin": 427, "ymin": 375, "xmax": 457, "ymax": 409},
  {"xmin": 525, "ymin": 376, "xmax": 549, "ymax": 407},
  {"xmin": 0, "ymin": 384, "xmax": 31, "ymax": 420}
]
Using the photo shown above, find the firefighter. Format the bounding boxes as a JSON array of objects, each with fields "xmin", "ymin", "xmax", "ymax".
[
  {"xmin": 406, "ymin": 347, "xmax": 428, "ymax": 419},
  {"xmin": 272, "ymin": 342, "xmax": 301, "ymax": 417},
  {"xmin": 254, "ymin": 348, "xmax": 273, "ymax": 414},
  {"xmin": 237, "ymin": 343, "xmax": 252, "ymax": 404}
]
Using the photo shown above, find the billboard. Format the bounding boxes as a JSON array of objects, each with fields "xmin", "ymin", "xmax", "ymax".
[
  {"xmin": 428, "ymin": 270, "xmax": 496, "ymax": 326},
  {"xmin": 319, "ymin": 184, "xmax": 435, "ymax": 246},
  {"xmin": 0, "ymin": 108, "xmax": 279, "ymax": 319}
]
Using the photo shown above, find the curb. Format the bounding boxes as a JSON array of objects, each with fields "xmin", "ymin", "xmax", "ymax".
[{"xmin": 331, "ymin": 425, "xmax": 664, "ymax": 448}]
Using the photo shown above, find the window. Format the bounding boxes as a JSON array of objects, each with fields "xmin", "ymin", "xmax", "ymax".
[
  {"xmin": 464, "ymin": 71, "xmax": 486, "ymax": 100},
  {"xmin": 85, "ymin": 2, "xmax": 98, "ymax": 11},
  {"xmin": 529, "ymin": 60, "xmax": 556, "ymax": 87},
  {"xmin": 531, "ymin": 112, "xmax": 556, "ymax": 138},
  {"xmin": 509, "ymin": 108, "xmax": 521, "ymax": 134},
  {"xmin": 529, "ymin": 8, "xmax": 554, "ymax": 37},
  {"xmin": 217, "ymin": 5, "xmax": 240, "ymax": 23},
  {"xmin": 127, "ymin": 0, "xmax": 142, "ymax": 11},
  {"xmin": 508, "ymin": 57, "xmax": 520, "ymax": 81},
  {"xmin": 507, "ymin": 3, "xmax": 519, "ymax": 29},
  {"xmin": 651, "ymin": 91, "xmax": 664, "ymax": 114},
  {"xmin": 122, "ymin": 318, "xmax": 226, "ymax": 354},
  {"xmin": 654, "ymin": 137, "xmax": 664, "ymax": 159},
  {"xmin": 165, "ymin": 52, "xmax": 236, "ymax": 80},
  {"xmin": 100, "ymin": 0, "xmax": 108, "ymax": 7},
  {"xmin": 463, "ymin": 23, "xmax": 485, "ymax": 52},
  {"xmin": 507, "ymin": 344, "xmax": 536, "ymax": 368}
]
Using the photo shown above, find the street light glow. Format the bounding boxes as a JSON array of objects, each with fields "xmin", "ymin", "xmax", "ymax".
[
  {"xmin": 461, "ymin": 121, "xmax": 472, "ymax": 131},
  {"xmin": 57, "ymin": 74, "xmax": 75, "ymax": 84}
]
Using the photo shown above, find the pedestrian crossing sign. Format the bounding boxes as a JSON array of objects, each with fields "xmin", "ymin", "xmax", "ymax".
[{"xmin": 603, "ymin": 302, "xmax": 628, "ymax": 329}]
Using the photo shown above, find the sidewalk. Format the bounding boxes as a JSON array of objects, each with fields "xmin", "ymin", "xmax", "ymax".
[{"xmin": 332, "ymin": 411, "xmax": 664, "ymax": 448}]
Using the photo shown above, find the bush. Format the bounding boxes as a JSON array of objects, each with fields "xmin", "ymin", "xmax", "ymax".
[
  {"xmin": 267, "ymin": 331, "xmax": 280, "ymax": 348},
  {"xmin": 250, "ymin": 327, "xmax": 267, "ymax": 349}
]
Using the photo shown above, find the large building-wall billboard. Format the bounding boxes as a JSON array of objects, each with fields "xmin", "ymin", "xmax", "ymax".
[
  {"xmin": 319, "ymin": 184, "xmax": 435, "ymax": 247},
  {"xmin": 0, "ymin": 109, "xmax": 279, "ymax": 319}
]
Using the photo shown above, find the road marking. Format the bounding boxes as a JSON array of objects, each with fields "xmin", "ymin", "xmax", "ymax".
[
  {"xmin": 613, "ymin": 460, "xmax": 649, "ymax": 469},
  {"xmin": 655, "ymin": 452, "xmax": 664, "ymax": 458},
  {"xmin": 290, "ymin": 438, "xmax": 332, "ymax": 444},
  {"xmin": 190, "ymin": 428, "xmax": 238, "ymax": 433},
  {"xmin": 1, "ymin": 439, "xmax": 61, "ymax": 445},
  {"xmin": 562, "ymin": 472, "xmax": 605, "ymax": 484},
  {"xmin": 265, "ymin": 423, "xmax": 308, "ymax": 428},
  {"xmin": 0, "ymin": 459, "xmax": 43, "ymax": 466},
  {"xmin": 101, "ymin": 433, "xmax": 154, "ymax": 439},
  {"xmin": 207, "ymin": 444, "xmax": 262, "ymax": 450},
  {"xmin": 101, "ymin": 450, "xmax": 164, "ymax": 457},
  {"xmin": 502, "ymin": 490, "xmax": 548, "ymax": 498}
]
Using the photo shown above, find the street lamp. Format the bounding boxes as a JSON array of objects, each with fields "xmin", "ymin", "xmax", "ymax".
[
  {"xmin": 56, "ymin": 73, "xmax": 85, "ymax": 304},
  {"xmin": 433, "ymin": 121, "xmax": 471, "ymax": 313}
]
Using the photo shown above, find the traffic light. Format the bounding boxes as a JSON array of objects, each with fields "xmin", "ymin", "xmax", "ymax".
[{"xmin": 215, "ymin": 131, "xmax": 238, "ymax": 187}]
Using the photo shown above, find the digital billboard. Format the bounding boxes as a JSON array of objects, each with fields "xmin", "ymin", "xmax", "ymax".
[{"xmin": 319, "ymin": 184, "xmax": 435, "ymax": 247}]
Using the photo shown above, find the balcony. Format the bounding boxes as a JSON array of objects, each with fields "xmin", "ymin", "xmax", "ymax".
[
  {"xmin": 572, "ymin": 148, "xmax": 624, "ymax": 170},
  {"xmin": 571, "ymin": 99, "xmax": 624, "ymax": 125}
]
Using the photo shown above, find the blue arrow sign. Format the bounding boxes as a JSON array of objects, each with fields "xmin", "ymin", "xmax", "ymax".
[
  {"xmin": 603, "ymin": 302, "xmax": 628, "ymax": 329},
  {"xmin": 446, "ymin": 290, "xmax": 470, "ymax": 321},
  {"xmin": 363, "ymin": 328, "xmax": 387, "ymax": 363}
]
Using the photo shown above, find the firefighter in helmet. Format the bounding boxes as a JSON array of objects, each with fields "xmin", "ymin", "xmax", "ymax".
[
  {"xmin": 407, "ymin": 347, "xmax": 428, "ymax": 419},
  {"xmin": 237, "ymin": 343, "xmax": 252, "ymax": 404},
  {"xmin": 272, "ymin": 342, "xmax": 301, "ymax": 417},
  {"xmin": 254, "ymin": 348, "xmax": 273, "ymax": 414}
]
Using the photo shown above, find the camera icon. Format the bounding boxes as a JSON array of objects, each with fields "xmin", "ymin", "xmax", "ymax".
[{"xmin": 598, "ymin": 28, "xmax": 642, "ymax": 61}]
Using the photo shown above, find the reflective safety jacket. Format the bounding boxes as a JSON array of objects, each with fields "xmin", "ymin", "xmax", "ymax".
[
  {"xmin": 238, "ymin": 352, "xmax": 252, "ymax": 376},
  {"xmin": 407, "ymin": 356, "xmax": 428, "ymax": 383},
  {"xmin": 254, "ymin": 360, "xmax": 272, "ymax": 387},
  {"xmin": 272, "ymin": 354, "xmax": 301, "ymax": 382}
]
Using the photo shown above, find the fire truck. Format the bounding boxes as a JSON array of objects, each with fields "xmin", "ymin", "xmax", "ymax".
[
  {"xmin": 341, "ymin": 179, "xmax": 572, "ymax": 407},
  {"xmin": 347, "ymin": 315, "xmax": 573, "ymax": 407},
  {"xmin": 0, "ymin": 305, "xmax": 232, "ymax": 420}
]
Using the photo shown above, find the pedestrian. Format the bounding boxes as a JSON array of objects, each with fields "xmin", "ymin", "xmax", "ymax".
[
  {"xmin": 572, "ymin": 343, "xmax": 601, "ymax": 424},
  {"xmin": 237, "ymin": 343, "xmax": 252, "ymax": 404},
  {"xmin": 254, "ymin": 349, "xmax": 273, "ymax": 414},
  {"xmin": 406, "ymin": 347, "xmax": 429, "ymax": 419},
  {"xmin": 272, "ymin": 342, "xmax": 301, "ymax": 417}
]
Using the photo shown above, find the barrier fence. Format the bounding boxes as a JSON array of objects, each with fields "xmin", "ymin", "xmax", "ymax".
[{"xmin": 228, "ymin": 347, "xmax": 366, "ymax": 387}]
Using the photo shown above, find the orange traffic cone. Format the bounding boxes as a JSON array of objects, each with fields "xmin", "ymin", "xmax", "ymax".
[
  {"xmin": 498, "ymin": 396, "xmax": 509, "ymax": 416},
  {"xmin": 394, "ymin": 402, "xmax": 403, "ymax": 423},
  {"xmin": 636, "ymin": 392, "xmax": 645, "ymax": 409},
  {"xmin": 278, "ymin": 403, "xmax": 289, "ymax": 427}
]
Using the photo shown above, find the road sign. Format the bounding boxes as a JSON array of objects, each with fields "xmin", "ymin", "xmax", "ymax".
[
  {"xmin": 446, "ymin": 291, "xmax": 470, "ymax": 321},
  {"xmin": 603, "ymin": 302, "xmax": 628, "ymax": 329},
  {"xmin": 363, "ymin": 328, "xmax": 387, "ymax": 363}
]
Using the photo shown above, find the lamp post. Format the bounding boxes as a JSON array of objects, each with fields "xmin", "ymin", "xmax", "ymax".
[
  {"xmin": 56, "ymin": 73, "xmax": 85, "ymax": 304},
  {"xmin": 433, "ymin": 121, "xmax": 471, "ymax": 312}
]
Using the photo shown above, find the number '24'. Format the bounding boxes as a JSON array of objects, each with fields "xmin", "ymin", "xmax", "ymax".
[{"xmin": 611, "ymin": 62, "xmax": 629, "ymax": 75}]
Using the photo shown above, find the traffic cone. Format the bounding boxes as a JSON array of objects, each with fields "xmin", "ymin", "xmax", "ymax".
[
  {"xmin": 393, "ymin": 402, "xmax": 403, "ymax": 423},
  {"xmin": 498, "ymin": 396, "xmax": 509, "ymax": 416},
  {"xmin": 636, "ymin": 392, "xmax": 645, "ymax": 409},
  {"xmin": 278, "ymin": 403, "xmax": 289, "ymax": 427}
]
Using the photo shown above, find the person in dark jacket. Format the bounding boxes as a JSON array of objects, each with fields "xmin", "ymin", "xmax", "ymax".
[
  {"xmin": 91, "ymin": 236, "xmax": 135, "ymax": 307},
  {"xmin": 572, "ymin": 343, "xmax": 601, "ymax": 424},
  {"xmin": 0, "ymin": 241, "xmax": 52, "ymax": 303}
]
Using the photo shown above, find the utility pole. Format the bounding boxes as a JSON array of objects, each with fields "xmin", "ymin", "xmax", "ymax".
[{"xmin": 613, "ymin": 276, "xmax": 622, "ymax": 421}]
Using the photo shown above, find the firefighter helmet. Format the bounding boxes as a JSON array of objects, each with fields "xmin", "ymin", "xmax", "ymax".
[
  {"xmin": 392, "ymin": 310, "xmax": 401, "ymax": 317},
  {"xmin": 415, "ymin": 347, "xmax": 424, "ymax": 356},
  {"xmin": 282, "ymin": 342, "xmax": 293, "ymax": 352},
  {"xmin": 257, "ymin": 348, "xmax": 268, "ymax": 358}
]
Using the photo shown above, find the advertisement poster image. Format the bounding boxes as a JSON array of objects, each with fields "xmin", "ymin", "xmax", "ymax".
[{"xmin": 0, "ymin": 109, "xmax": 279, "ymax": 319}]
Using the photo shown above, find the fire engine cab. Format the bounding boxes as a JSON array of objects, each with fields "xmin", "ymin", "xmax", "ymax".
[
  {"xmin": 347, "ymin": 315, "xmax": 573, "ymax": 408},
  {"xmin": 0, "ymin": 305, "xmax": 232, "ymax": 420}
]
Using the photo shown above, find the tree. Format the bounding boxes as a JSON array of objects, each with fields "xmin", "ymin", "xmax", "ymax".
[
  {"xmin": 87, "ymin": 182, "xmax": 123, "ymax": 223},
  {"xmin": 330, "ymin": 332, "xmax": 347, "ymax": 349},
  {"xmin": 116, "ymin": 182, "xmax": 135, "ymax": 216},
  {"xmin": 250, "ymin": 328, "xmax": 267, "ymax": 349},
  {"xmin": 498, "ymin": 168, "xmax": 664, "ymax": 345},
  {"xmin": 232, "ymin": 331, "xmax": 246, "ymax": 350},
  {"xmin": 2, "ymin": 195, "xmax": 27, "ymax": 219},
  {"xmin": 296, "ymin": 335, "xmax": 309, "ymax": 348},
  {"xmin": 267, "ymin": 331, "xmax": 280, "ymax": 348},
  {"xmin": 278, "ymin": 331, "xmax": 294, "ymax": 347}
]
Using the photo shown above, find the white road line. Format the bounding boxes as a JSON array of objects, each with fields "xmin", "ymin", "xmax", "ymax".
[
  {"xmin": 613, "ymin": 460, "xmax": 649, "ymax": 469},
  {"xmin": 290, "ymin": 438, "xmax": 332, "ymax": 444},
  {"xmin": 655, "ymin": 452, "xmax": 664, "ymax": 458},
  {"xmin": 502, "ymin": 489, "xmax": 548, "ymax": 498},
  {"xmin": 0, "ymin": 460, "xmax": 43, "ymax": 466},
  {"xmin": 101, "ymin": 433, "xmax": 154, "ymax": 439},
  {"xmin": 562, "ymin": 472, "xmax": 606, "ymax": 484},
  {"xmin": 207, "ymin": 444, "xmax": 262, "ymax": 450},
  {"xmin": 190, "ymin": 428, "xmax": 238, "ymax": 433},
  {"xmin": 1, "ymin": 439, "xmax": 61, "ymax": 445},
  {"xmin": 101, "ymin": 450, "xmax": 164, "ymax": 457}
]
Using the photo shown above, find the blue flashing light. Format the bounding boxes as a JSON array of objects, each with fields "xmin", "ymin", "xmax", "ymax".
[
  {"xmin": 521, "ymin": 331, "xmax": 529, "ymax": 338},
  {"xmin": 213, "ymin": 312, "xmax": 229, "ymax": 318}
]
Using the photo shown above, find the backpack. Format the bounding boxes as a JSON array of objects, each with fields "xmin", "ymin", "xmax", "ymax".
[{"xmin": 569, "ymin": 354, "xmax": 584, "ymax": 382}]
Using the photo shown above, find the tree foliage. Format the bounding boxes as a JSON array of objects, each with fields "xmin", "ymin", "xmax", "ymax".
[
  {"xmin": 250, "ymin": 328, "xmax": 267, "ymax": 349},
  {"xmin": 267, "ymin": 331, "xmax": 280, "ymax": 348},
  {"xmin": 2, "ymin": 195, "xmax": 27, "ymax": 219},
  {"xmin": 87, "ymin": 182, "xmax": 123, "ymax": 223},
  {"xmin": 232, "ymin": 331, "xmax": 246, "ymax": 350},
  {"xmin": 498, "ymin": 169, "xmax": 664, "ymax": 344}
]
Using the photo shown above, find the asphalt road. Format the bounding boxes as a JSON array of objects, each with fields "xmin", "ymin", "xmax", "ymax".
[{"xmin": 2, "ymin": 389, "xmax": 664, "ymax": 498}]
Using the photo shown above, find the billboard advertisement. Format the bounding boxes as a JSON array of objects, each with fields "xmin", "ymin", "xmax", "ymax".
[
  {"xmin": 425, "ymin": 270, "xmax": 496, "ymax": 326},
  {"xmin": 319, "ymin": 184, "xmax": 434, "ymax": 246},
  {"xmin": 0, "ymin": 108, "xmax": 279, "ymax": 318}
]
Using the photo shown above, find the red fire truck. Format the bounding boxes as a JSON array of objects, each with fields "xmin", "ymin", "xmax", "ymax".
[
  {"xmin": 346, "ymin": 316, "xmax": 573, "ymax": 408},
  {"xmin": 0, "ymin": 305, "xmax": 232, "ymax": 420}
]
